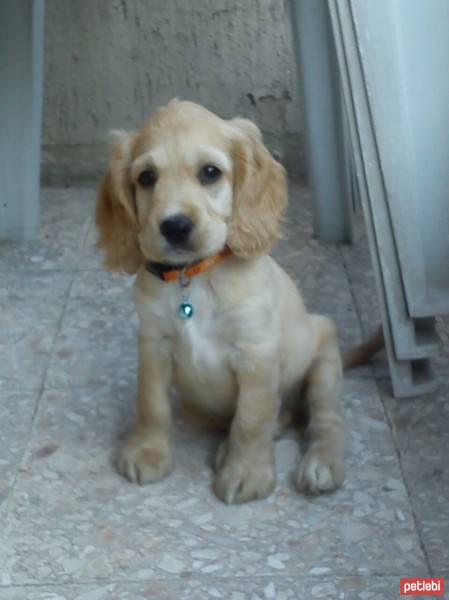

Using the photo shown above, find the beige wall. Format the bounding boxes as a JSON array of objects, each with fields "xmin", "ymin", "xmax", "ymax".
[{"xmin": 42, "ymin": 0, "xmax": 304, "ymax": 183}]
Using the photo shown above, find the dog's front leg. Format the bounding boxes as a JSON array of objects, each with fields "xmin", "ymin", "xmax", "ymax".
[
  {"xmin": 213, "ymin": 367, "xmax": 280, "ymax": 504},
  {"xmin": 117, "ymin": 337, "xmax": 173, "ymax": 485}
]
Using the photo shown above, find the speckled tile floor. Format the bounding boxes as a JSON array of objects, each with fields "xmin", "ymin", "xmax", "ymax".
[{"xmin": 0, "ymin": 185, "xmax": 447, "ymax": 600}]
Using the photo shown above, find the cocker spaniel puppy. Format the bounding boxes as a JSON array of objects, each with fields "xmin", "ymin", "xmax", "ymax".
[{"xmin": 96, "ymin": 100, "xmax": 345, "ymax": 504}]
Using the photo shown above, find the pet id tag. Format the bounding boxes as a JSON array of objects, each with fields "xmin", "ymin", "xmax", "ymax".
[{"xmin": 178, "ymin": 270, "xmax": 194, "ymax": 319}]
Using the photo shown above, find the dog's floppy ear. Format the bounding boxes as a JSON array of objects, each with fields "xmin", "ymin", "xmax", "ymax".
[
  {"xmin": 226, "ymin": 118, "xmax": 287, "ymax": 258},
  {"xmin": 95, "ymin": 131, "xmax": 144, "ymax": 274}
]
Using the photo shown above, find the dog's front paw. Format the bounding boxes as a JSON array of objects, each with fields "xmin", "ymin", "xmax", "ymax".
[
  {"xmin": 296, "ymin": 448, "xmax": 344, "ymax": 495},
  {"xmin": 117, "ymin": 427, "xmax": 173, "ymax": 485},
  {"xmin": 213, "ymin": 451, "xmax": 276, "ymax": 504}
]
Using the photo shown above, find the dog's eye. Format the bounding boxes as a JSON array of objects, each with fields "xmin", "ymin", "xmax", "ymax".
[
  {"xmin": 199, "ymin": 164, "xmax": 222, "ymax": 184},
  {"xmin": 137, "ymin": 169, "xmax": 157, "ymax": 187}
]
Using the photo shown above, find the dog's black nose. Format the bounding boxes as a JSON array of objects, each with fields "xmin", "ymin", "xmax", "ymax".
[{"xmin": 160, "ymin": 214, "xmax": 194, "ymax": 245}]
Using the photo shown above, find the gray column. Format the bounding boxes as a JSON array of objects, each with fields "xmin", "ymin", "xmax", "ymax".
[
  {"xmin": 290, "ymin": 0, "xmax": 354, "ymax": 243},
  {"xmin": 0, "ymin": 0, "xmax": 45, "ymax": 241},
  {"xmin": 328, "ymin": 0, "xmax": 447, "ymax": 397}
]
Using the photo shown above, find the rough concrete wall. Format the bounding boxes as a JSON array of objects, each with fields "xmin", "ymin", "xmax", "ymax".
[{"xmin": 42, "ymin": 0, "xmax": 304, "ymax": 183}]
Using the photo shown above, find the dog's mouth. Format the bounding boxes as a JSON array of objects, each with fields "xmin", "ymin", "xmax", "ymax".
[
  {"xmin": 139, "ymin": 231, "xmax": 200, "ymax": 266},
  {"xmin": 161, "ymin": 243, "xmax": 198, "ymax": 264},
  {"xmin": 168, "ymin": 243, "xmax": 193, "ymax": 255},
  {"xmin": 160, "ymin": 233, "xmax": 219, "ymax": 266},
  {"xmin": 155, "ymin": 237, "xmax": 226, "ymax": 268}
]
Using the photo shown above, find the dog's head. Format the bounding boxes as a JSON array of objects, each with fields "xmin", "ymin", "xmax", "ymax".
[{"xmin": 96, "ymin": 100, "xmax": 287, "ymax": 272}]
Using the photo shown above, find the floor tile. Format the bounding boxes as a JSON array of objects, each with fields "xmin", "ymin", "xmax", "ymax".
[
  {"xmin": 45, "ymin": 271, "xmax": 137, "ymax": 388},
  {"xmin": 0, "ymin": 272, "xmax": 72, "ymax": 389},
  {"xmin": 0, "ymin": 390, "xmax": 39, "ymax": 510},
  {"xmin": 275, "ymin": 186, "xmax": 363, "ymax": 351},
  {"xmin": 2, "ymin": 184, "xmax": 446, "ymax": 595},
  {"xmin": 381, "ymin": 376, "xmax": 449, "ymax": 574},
  {"xmin": 0, "ymin": 378, "xmax": 426, "ymax": 586},
  {"xmin": 0, "ymin": 188, "xmax": 95, "ymax": 272},
  {"xmin": 344, "ymin": 235, "xmax": 449, "ymax": 577}
]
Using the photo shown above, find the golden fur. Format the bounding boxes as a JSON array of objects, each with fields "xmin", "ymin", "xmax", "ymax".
[{"xmin": 96, "ymin": 100, "xmax": 345, "ymax": 504}]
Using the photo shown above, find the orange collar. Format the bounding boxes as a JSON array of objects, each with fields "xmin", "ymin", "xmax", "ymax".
[{"xmin": 146, "ymin": 246, "xmax": 231, "ymax": 282}]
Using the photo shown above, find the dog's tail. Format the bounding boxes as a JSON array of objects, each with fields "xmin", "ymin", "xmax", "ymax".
[{"xmin": 342, "ymin": 325, "xmax": 384, "ymax": 370}]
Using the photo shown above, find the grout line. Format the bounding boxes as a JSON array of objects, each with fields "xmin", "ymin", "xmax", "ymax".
[
  {"xmin": 81, "ymin": 212, "xmax": 94, "ymax": 250},
  {"xmin": 0, "ymin": 274, "xmax": 76, "ymax": 517},
  {"xmin": 375, "ymin": 384, "xmax": 434, "ymax": 577},
  {"xmin": 0, "ymin": 274, "xmax": 76, "ymax": 584},
  {"xmin": 31, "ymin": 275, "xmax": 76, "ymax": 421},
  {"xmin": 0, "ymin": 382, "xmax": 136, "ymax": 393},
  {"xmin": 0, "ymin": 267, "xmax": 104, "ymax": 275},
  {"xmin": 0, "ymin": 573, "xmax": 410, "ymax": 590}
]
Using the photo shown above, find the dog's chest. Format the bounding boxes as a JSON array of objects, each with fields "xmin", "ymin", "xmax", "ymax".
[
  {"xmin": 170, "ymin": 286, "xmax": 230, "ymax": 371},
  {"xmin": 137, "ymin": 277, "xmax": 234, "ymax": 375},
  {"xmin": 164, "ymin": 282, "xmax": 237, "ymax": 408}
]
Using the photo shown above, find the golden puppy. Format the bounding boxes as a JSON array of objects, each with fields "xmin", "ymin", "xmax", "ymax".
[{"xmin": 96, "ymin": 99, "xmax": 345, "ymax": 504}]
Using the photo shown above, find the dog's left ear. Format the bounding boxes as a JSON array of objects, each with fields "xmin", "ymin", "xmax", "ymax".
[{"xmin": 226, "ymin": 118, "xmax": 287, "ymax": 258}]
